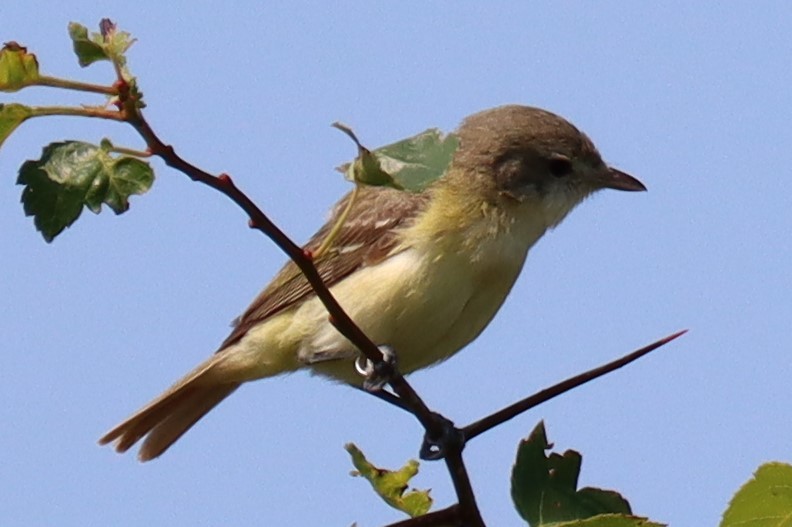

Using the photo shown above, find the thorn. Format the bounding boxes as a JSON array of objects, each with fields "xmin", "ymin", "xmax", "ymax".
[
  {"xmin": 631, "ymin": 329, "xmax": 689, "ymax": 358},
  {"xmin": 247, "ymin": 219, "xmax": 256, "ymax": 229},
  {"xmin": 659, "ymin": 329, "xmax": 689, "ymax": 345},
  {"xmin": 304, "ymin": 248, "xmax": 314, "ymax": 261}
]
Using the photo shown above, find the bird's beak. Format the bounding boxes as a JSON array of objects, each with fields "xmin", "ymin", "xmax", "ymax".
[{"xmin": 599, "ymin": 168, "xmax": 647, "ymax": 192}]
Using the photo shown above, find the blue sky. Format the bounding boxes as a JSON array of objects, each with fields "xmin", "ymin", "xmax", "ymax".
[{"xmin": 2, "ymin": 2, "xmax": 791, "ymax": 526}]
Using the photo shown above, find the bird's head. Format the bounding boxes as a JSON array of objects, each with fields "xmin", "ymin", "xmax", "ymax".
[{"xmin": 447, "ymin": 105, "xmax": 646, "ymax": 227}]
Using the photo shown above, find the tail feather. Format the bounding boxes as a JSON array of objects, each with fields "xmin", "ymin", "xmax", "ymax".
[
  {"xmin": 99, "ymin": 357, "xmax": 240, "ymax": 461},
  {"xmin": 138, "ymin": 383, "xmax": 239, "ymax": 461}
]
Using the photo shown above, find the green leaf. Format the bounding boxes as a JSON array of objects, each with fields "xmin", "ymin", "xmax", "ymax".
[
  {"xmin": 721, "ymin": 462, "xmax": 792, "ymax": 527},
  {"xmin": 103, "ymin": 157, "xmax": 153, "ymax": 212},
  {"xmin": 345, "ymin": 443, "xmax": 432, "ymax": 518},
  {"xmin": 336, "ymin": 127, "xmax": 459, "ymax": 192},
  {"xmin": 332, "ymin": 122, "xmax": 403, "ymax": 189},
  {"xmin": 68, "ymin": 19, "xmax": 135, "ymax": 68},
  {"xmin": 546, "ymin": 514, "xmax": 665, "ymax": 527},
  {"xmin": 0, "ymin": 103, "xmax": 33, "ymax": 148},
  {"xmin": 0, "ymin": 42, "xmax": 41, "ymax": 92},
  {"xmin": 374, "ymin": 128, "xmax": 459, "ymax": 191},
  {"xmin": 68, "ymin": 22, "xmax": 110, "ymax": 66},
  {"xmin": 511, "ymin": 422, "xmax": 636, "ymax": 527},
  {"xmin": 97, "ymin": 19, "xmax": 135, "ymax": 69},
  {"xmin": 17, "ymin": 141, "xmax": 154, "ymax": 242}
]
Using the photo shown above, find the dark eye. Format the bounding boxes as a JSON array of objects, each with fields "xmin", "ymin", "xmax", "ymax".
[{"xmin": 547, "ymin": 156, "xmax": 573, "ymax": 178}]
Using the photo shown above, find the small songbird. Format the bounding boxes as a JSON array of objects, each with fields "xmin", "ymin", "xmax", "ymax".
[{"xmin": 99, "ymin": 105, "xmax": 646, "ymax": 461}]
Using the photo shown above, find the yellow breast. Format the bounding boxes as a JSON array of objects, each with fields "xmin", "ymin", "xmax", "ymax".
[{"xmin": 229, "ymin": 189, "xmax": 557, "ymax": 386}]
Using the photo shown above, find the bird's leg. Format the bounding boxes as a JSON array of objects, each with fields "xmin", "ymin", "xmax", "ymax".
[
  {"xmin": 420, "ymin": 412, "xmax": 466, "ymax": 461},
  {"xmin": 354, "ymin": 346, "xmax": 466, "ymax": 460},
  {"xmin": 355, "ymin": 345, "xmax": 398, "ymax": 391}
]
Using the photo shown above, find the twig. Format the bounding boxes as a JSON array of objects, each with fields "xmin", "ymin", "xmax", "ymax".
[
  {"xmin": 119, "ymin": 94, "xmax": 446, "ymax": 434},
  {"xmin": 35, "ymin": 75, "xmax": 118, "ymax": 95},
  {"xmin": 313, "ymin": 183, "xmax": 359, "ymax": 258},
  {"xmin": 353, "ymin": 386, "xmax": 412, "ymax": 412},
  {"xmin": 113, "ymin": 81, "xmax": 474, "ymax": 520},
  {"xmin": 462, "ymin": 330, "xmax": 688, "ymax": 442},
  {"xmin": 444, "ymin": 449, "xmax": 484, "ymax": 527}
]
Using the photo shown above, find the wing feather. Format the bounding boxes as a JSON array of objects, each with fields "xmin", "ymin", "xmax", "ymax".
[{"xmin": 219, "ymin": 186, "xmax": 429, "ymax": 350}]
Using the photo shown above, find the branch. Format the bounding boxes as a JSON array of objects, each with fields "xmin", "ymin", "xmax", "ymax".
[
  {"xmin": 113, "ymin": 80, "xmax": 480, "ymax": 521},
  {"xmin": 123, "ymin": 104, "xmax": 442, "ymax": 427},
  {"xmin": 444, "ymin": 449, "xmax": 484, "ymax": 526}
]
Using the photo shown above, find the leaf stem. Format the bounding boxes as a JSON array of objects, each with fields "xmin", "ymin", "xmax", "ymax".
[
  {"xmin": 106, "ymin": 145, "xmax": 152, "ymax": 157},
  {"xmin": 35, "ymin": 75, "xmax": 118, "ymax": 95},
  {"xmin": 313, "ymin": 183, "xmax": 360, "ymax": 259},
  {"xmin": 28, "ymin": 105, "xmax": 123, "ymax": 121}
]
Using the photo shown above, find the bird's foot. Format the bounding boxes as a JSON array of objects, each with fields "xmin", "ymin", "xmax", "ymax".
[
  {"xmin": 420, "ymin": 412, "xmax": 465, "ymax": 461},
  {"xmin": 355, "ymin": 345, "xmax": 397, "ymax": 391}
]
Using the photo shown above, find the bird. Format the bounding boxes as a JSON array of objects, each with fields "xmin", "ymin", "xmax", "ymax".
[{"xmin": 99, "ymin": 104, "xmax": 646, "ymax": 461}]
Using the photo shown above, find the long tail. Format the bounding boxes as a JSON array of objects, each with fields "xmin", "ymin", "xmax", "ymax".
[{"xmin": 99, "ymin": 356, "xmax": 240, "ymax": 462}]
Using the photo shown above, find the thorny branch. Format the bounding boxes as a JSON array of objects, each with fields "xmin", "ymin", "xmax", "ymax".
[
  {"xmin": 112, "ymin": 74, "xmax": 483, "ymax": 525},
  {"xmin": 108, "ymin": 69, "xmax": 684, "ymax": 527}
]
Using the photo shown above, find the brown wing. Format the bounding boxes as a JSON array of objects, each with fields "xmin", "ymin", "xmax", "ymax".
[{"xmin": 218, "ymin": 185, "xmax": 430, "ymax": 350}]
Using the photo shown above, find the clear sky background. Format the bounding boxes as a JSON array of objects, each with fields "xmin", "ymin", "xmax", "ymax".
[{"xmin": 2, "ymin": 3, "xmax": 790, "ymax": 526}]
